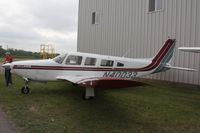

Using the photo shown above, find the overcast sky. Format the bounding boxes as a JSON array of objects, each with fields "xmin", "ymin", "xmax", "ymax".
[{"xmin": 0, "ymin": 0, "xmax": 78, "ymax": 53}]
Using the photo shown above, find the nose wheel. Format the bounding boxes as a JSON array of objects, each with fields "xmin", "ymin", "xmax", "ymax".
[
  {"xmin": 21, "ymin": 86, "xmax": 30, "ymax": 94},
  {"xmin": 21, "ymin": 78, "xmax": 30, "ymax": 94}
]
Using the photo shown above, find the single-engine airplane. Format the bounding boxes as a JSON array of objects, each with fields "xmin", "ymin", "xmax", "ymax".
[
  {"xmin": 179, "ymin": 47, "xmax": 200, "ymax": 53},
  {"xmin": 2, "ymin": 39, "xmax": 196, "ymax": 99}
]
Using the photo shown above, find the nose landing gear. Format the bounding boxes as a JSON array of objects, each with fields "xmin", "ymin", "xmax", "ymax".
[{"xmin": 21, "ymin": 78, "xmax": 30, "ymax": 94}]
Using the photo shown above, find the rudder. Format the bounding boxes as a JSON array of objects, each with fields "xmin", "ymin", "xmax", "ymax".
[{"xmin": 152, "ymin": 39, "xmax": 176, "ymax": 73}]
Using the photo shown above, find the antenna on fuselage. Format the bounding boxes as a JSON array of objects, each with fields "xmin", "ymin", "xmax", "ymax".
[{"xmin": 122, "ymin": 48, "xmax": 131, "ymax": 58}]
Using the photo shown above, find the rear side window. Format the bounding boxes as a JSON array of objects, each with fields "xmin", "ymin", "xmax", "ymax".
[
  {"xmin": 84, "ymin": 57, "xmax": 97, "ymax": 66},
  {"xmin": 117, "ymin": 62, "xmax": 124, "ymax": 67},
  {"xmin": 101, "ymin": 59, "xmax": 114, "ymax": 67},
  {"xmin": 65, "ymin": 55, "xmax": 82, "ymax": 65}
]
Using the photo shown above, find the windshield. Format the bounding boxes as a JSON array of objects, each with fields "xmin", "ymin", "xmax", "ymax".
[{"xmin": 53, "ymin": 54, "xmax": 67, "ymax": 64}]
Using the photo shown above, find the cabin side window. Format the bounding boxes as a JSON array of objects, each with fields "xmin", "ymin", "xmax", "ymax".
[
  {"xmin": 65, "ymin": 55, "xmax": 82, "ymax": 65},
  {"xmin": 117, "ymin": 62, "xmax": 124, "ymax": 67},
  {"xmin": 84, "ymin": 57, "xmax": 97, "ymax": 66},
  {"xmin": 100, "ymin": 59, "xmax": 114, "ymax": 67}
]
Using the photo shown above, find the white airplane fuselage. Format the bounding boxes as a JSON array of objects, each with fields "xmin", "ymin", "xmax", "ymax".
[
  {"xmin": 2, "ymin": 39, "xmax": 178, "ymax": 98},
  {"xmin": 11, "ymin": 55, "xmax": 153, "ymax": 82}
]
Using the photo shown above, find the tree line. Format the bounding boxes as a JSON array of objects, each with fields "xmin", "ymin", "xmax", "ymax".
[{"xmin": 0, "ymin": 45, "xmax": 40, "ymax": 59}]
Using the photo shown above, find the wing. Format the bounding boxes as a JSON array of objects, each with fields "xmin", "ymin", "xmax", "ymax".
[
  {"xmin": 56, "ymin": 76, "xmax": 144, "ymax": 88},
  {"xmin": 56, "ymin": 75, "xmax": 89, "ymax": 83}
]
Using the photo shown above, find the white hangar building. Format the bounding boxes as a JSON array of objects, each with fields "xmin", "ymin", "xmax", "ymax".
[{"xmin": 77, "ymin": 0, "xmax": 200, "ymax": 85}]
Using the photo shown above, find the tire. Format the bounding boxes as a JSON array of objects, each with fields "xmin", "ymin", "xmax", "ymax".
[
  {"xmin": 82, "ymin": 93, "xmax": 94, "ymax": 100},
  {"xmin": 72, "ymin": 83, "xmax": 78, "ymax": 87},
  {"xmin": 21, "ymin": 86, "xmax": 30, "ymax": 94}
]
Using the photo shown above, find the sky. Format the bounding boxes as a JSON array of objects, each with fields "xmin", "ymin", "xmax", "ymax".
[{"xmin": 0, "ymin": 0, "xmax": 79, "ymax": 53}]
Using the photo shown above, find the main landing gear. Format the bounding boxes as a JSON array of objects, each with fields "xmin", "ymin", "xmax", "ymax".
[
  {"xmin": 21, "ymin": 78, "xmax": 30, "ymax": 94},
  {"xmin": 83, "ymin": 88, "xmax": 95, "ymax": 100},
  {"xmin": 20, "ymin": 79, "xmax": 95, "ymax": 99}
]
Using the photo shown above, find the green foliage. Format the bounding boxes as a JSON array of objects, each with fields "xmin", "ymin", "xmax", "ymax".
[
  {"xmin": 0, "ymin": 46, "xmax": 40, "ymax": 59},
  {"xmin": 0, "ymin": 45, "xmax": 6, "ymax": 57},
  {"xmin": 0, "ymin": 75, "xmax": 200, "ymax": 133}
]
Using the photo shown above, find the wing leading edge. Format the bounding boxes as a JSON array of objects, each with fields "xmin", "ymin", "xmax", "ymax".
[{"xmin": 56, "ymin": 76, "xmax": 144, "ymax": 89}]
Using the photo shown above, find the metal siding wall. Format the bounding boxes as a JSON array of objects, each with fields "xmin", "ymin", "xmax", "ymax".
[{"xmin": 78, "ymin": 0, "xmax": 200, "ymax": 85}]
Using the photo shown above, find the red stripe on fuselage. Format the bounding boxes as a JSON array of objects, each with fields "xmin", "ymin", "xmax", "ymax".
[{"xmin": 13, "ymin": 39, "xmax": 175, "ymax": 72}]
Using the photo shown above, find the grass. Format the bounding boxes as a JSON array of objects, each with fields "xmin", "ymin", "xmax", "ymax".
[{"xmin": 0, "ymin": 74, "xmax": 200, "ymax": 133}]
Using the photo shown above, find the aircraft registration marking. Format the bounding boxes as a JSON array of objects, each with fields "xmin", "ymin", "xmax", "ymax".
[
  {"xmin": 14, "ymin": 65, "xmax": 32, "ymax": 68},
  {"xmin": 103, "ymin": 71, "xmax": 138, "ymax": 79}
]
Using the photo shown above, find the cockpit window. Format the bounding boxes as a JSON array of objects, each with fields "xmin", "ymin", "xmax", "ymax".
[{"xmin": 53, "ymin": 54, "xmax": 67, "ymax": 64}]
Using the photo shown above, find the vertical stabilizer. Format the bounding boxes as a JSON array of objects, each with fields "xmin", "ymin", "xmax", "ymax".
[{"xmin": 152, "ymin": 39, "xmax": 176, "ymax": 73}]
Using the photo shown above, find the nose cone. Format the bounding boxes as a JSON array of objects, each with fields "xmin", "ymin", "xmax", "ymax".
[{"xmin": 2, "ymin": 63, "xmax": 12, "ymax": 69}]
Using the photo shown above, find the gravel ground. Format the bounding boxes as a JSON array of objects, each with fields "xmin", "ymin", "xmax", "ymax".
[{"xmin": 0, "ymin": 108, "xmax": 17, "ymax": 133}]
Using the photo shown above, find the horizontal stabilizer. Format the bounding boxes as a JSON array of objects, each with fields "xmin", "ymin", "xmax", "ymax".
[
  {"xmin": 179, "ymin": 47, "xmax": 200, "ymax": 53},
  {"xmin": 164, "ymin": 65, "xmax": 197, "ymax": 72}
]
